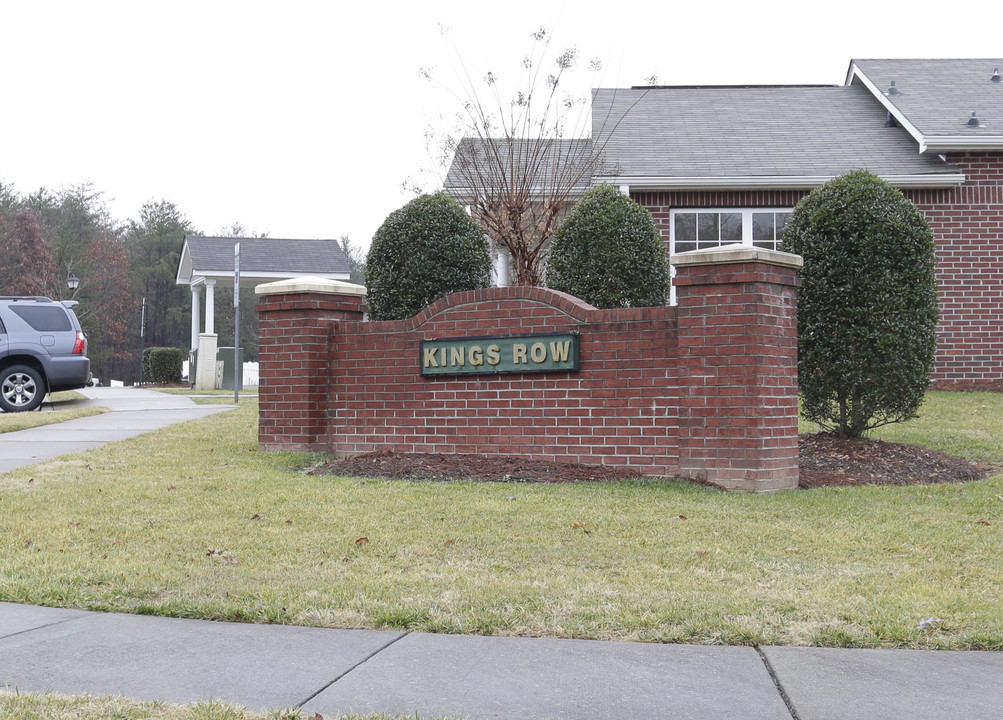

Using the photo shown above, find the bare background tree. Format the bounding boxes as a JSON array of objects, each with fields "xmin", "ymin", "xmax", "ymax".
[{"xmin": 416, "ymin": 27, "xmax": 643, "ymax": 287}]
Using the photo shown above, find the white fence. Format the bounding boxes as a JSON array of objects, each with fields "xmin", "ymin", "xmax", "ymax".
[
  {"xmin": 181, "ymin": 360, "xmax": 259, "ymax": 387},
  {"xmin": 243, "ymin": 362, "xmax": 259, "ymax": 386}
]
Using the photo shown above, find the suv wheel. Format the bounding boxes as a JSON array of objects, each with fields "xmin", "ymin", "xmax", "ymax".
[{"xmin": 0, "ymin": 365, "xmax": 45, "ymax": 412}]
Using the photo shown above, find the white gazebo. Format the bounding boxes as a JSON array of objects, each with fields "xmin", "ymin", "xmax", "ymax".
[{"xmin": 176, "ymin": 236, "xmax": 355, "ymax": 387}]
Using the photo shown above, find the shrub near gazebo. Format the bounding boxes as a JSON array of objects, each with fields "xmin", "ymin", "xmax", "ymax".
[{"xmin": 366, "ymin": 193, "xmax": 492, "ymax": 321}]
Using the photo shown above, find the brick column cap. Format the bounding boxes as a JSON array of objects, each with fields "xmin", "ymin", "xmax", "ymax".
[
  {"xmin": 671, "ymin": 246, "xmax": 803, "ymax": 270},
  {"xmin": 255, "ymin": 276, "xmax": 367, "ymax": 297}
]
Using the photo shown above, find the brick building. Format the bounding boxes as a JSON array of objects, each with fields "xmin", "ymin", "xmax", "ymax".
[{"xmin": 446, "ymin": 59, "xmax": 1003, "ymax": 386}]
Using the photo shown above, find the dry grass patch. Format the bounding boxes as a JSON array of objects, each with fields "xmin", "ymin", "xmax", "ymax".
[
  {"xmin": 0, "ymin": 691, "xmax": 440, "ymax": 720},
  {"xmin": 0, "ymin": 391, "xmax": 103, "ymax": 433},
  {"xmin": 0, "ymin": 395, "xmax": 1000, "ymax": 649}
]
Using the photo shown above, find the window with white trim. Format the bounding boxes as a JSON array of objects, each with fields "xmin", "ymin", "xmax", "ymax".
[
  {"xmin": 669, "ymin": 208, "xmax": 792, "ymax": 304},
  {"xmin": 671, "ymin": 209, "xmax": 792, "ymax": 253}
]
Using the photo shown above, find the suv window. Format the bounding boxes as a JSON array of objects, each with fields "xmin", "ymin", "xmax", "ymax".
[{"xmin": 9, "ymin": 305, "xmax": 73, "ymax": 331}]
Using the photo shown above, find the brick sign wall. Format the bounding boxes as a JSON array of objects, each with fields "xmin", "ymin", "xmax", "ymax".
[{"xmin": 256, "ymin": 247, "xmax": 801, "ymax": 491}]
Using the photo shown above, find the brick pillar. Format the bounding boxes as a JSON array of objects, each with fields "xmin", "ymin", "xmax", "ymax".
[
  {"xmin": 255, "ymin": 278, "xmax": 366, "ymax": 451},
  {"xmin": 672, "ymin": 247, "xmax": 802, "ymax": 491}
]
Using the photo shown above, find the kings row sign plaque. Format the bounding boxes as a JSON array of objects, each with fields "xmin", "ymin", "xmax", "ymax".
[{"xmin": 420, "ymin": 333, "xmax": 580, "ymax": 376}]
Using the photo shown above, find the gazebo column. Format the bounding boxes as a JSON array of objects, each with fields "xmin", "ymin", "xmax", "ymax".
[
  {"xmin": 190, "ymin": 284, "xmax": 201, "ymax": 352},
  {"xmin": 204, "ymin": 278, "xmax": 216, "ymax": 334}
]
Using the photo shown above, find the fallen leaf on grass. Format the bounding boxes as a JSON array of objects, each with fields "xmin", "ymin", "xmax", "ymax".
[
  {"xmin": 206, "ymin": 549, "xmax": 240, "ymax": 564},
  {"xmin": 250, "ymin": 514, "xmax": 262, "ymax": 520},
  {"xmin": 444, "ymin": 539, "xmax": 454, "ymax": 546},
  {"xmin": 355, "ymin": 537, "xmax": 369, "ymax": 545},
  {"xmin": 977, "ymin": 519, "xmax": 991, "ymax": 526}
]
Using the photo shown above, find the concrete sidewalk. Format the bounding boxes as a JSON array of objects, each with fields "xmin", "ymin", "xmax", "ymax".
[
  {"xmin": 0, "ymin": 386, "xmax": 236, "ymax": 474},
  {"xmin": 1, "ymin": 604, "xmax": 1001, "ymax": 719}
]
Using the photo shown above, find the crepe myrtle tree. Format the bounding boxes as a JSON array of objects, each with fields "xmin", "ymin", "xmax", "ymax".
[
  {"xmin": 366, "ymin": 193, "xmax": 491, "ymax": 321},
  {"xmin": 546, "ymin": 184, "xmax": 669, "ymax": 308},
  {"xmin": 781, "ymin": 170, "xmax": 938, "ymax": 439},
  {"xmin": 418, "ymin": 26, "xmax": 649, "ymax": 286}
]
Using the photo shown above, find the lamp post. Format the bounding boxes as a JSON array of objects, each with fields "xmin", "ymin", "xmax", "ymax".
[{"xmin": 66, "ymin": 274, "xmax": 80, "ymax": 299}]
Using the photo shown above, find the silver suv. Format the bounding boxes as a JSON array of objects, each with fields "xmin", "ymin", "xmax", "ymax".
[{"xmin": 0, "ymin": 296, "xmax": 91, "ymax": 412}]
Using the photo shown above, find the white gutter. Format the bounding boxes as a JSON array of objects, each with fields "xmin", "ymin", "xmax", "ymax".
[
  {"xmin": 920, "ymin": 136, "xmax": 1003, "ymax": 152},
  {"xmin": 593, "ymin": 173, "xmax": 966, "ymax": 190},
  {"xmin": 443, "ymin": 186, "xmax": 590, "ymax": 203}
]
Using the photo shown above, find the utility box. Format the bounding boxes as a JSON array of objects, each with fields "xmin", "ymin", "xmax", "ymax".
[
  {"xmin": 194, "ymin": 334, "xmax": 218, "ymax": 391},
  {"xmin": 217, "ymin": 347, "xmax": 243, "ymax": 390}
]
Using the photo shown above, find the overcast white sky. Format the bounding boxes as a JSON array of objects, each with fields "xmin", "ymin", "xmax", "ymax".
[{"xmin": 2, "ymin": 0, "xmax": 1000, "ymax": 249}]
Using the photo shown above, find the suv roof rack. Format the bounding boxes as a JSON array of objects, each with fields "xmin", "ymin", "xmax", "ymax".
[{"xmin": 0, "ymin": 296, "xmax": 54, "ymax": 302}]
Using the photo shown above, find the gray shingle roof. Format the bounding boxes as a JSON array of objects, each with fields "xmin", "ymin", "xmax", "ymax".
[
  {"xmin": 591, "ymin": 84, "xmax": 956, "ymax": 182},
  {"xmin": 177, "ymin": 236, "xmax": 350, "ymax": 287},
  {"xmin": 184, "ymin": 236, "xmax": 349, "ymax": 274},
  {"xmin": 850, "ymin": 59, "xmax": 1003, "ymax": 141}
]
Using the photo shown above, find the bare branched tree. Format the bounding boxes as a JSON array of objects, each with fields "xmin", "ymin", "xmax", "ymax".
[{"xmin": 419, "ymin": 27, "xmax": 644, "ymax": 287}]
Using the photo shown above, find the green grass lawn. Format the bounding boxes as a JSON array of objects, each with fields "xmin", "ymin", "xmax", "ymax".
[{"xmin": 0, "ymin": 392, "xmax": 1000, "ymax": 650}]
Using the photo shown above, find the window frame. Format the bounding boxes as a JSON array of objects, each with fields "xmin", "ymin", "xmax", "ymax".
[
  {"xmin": 668, "ymin": 208, "xmax": 793, "ymax": 304},
  {"xmin": 670, "ymin": 208, "xmax": 793, "ymax": 254}
]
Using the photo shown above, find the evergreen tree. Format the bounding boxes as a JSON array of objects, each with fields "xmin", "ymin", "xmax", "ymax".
[
  {"xmin": 127, "ymin": 200, "xmax": 197, "ymax": 349},
  {"xmin": 782, "ymin": 170, "xmax": 939, "ymax": 438}
]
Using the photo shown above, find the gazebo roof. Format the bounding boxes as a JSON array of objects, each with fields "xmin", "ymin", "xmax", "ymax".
[{"xmin": 176, "ymin": 236, "xmax": 351, "ymax": 289}]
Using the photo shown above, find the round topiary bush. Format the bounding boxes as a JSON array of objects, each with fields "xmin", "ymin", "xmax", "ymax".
[
  {"xmin": 781, "ymin": 169, "xmax": 939, "ymax": 439},
  {"xmin": 545, "ymin": 184, "xmax": 670, "ymax": 308},
  {"xmin": 366, "ymin": 193, "xmax": 492, "ymax": 321}
]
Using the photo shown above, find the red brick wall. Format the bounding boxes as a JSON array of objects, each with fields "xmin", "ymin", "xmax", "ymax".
[
  {"xmin": 256, "ymin": 254, "xmax": 800, "ymax": 491},
  {"xmin": 256, "ymin": 293, "xmax": 367, "ymax": 450},
  {"xmin": 906, "ymin": 153, "xmax": 1003, "ymax": 386},
  {"xmin": 635, "ymin": 158, "xmax": 1003, "ymax": 386}
]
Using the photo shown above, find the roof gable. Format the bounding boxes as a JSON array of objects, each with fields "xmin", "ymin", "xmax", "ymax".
[{"xmin": 849, "ymin": 59, "xmax": 1003, "ymax": 152}]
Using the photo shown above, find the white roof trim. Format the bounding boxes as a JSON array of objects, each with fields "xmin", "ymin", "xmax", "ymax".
[
  {"xmin": 847, "ymin": 63, "xmax": 926, "ymax": 148},
  {"xmin": 190, "ymin": 269, "xmax": 350, "ymax": 280},
  {"xmin": 849, "ymin": 62, "xmax": 1003, "ymax": 154},
  {"xmin": 594, "ymin": 174, "xmax": 966, "ymax": 190}
]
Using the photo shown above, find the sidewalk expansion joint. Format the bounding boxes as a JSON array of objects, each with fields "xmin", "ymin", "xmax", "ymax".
[
  {"xmin": 754, "ymin": 645, "xmax": 801, "ymax": 720},
  {"xmin": 0, "ymin": 613, "xmax": 91, "ymax": 643},
  {"xmin": 295, "ymin": 631, "xmax": 409, "ymax": 708}
]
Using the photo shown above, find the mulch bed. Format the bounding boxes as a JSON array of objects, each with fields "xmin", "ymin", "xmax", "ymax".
[
  {"xmin": 797, "ymin": 434, "xmax": 992, "ymax": 488},
  {"xmin": 312, "ymin": 434, "xmax": 995, "ymax": 489}
]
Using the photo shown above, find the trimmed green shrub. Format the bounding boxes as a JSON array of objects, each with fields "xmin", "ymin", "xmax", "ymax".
[
  {"xmin": 781, "ymin": 170, "xmax": 938, "ymax": 439},
  {"xmin": 545, "ymin": 184, "xmax": 670, "ymax": 308},
  {"xmin": 366, "ymin": 193, "xmax": 492, "ymax": 321},
  {"xmin": 142, "ymin": 347, "xmax": 185, "ymax": 384}
]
